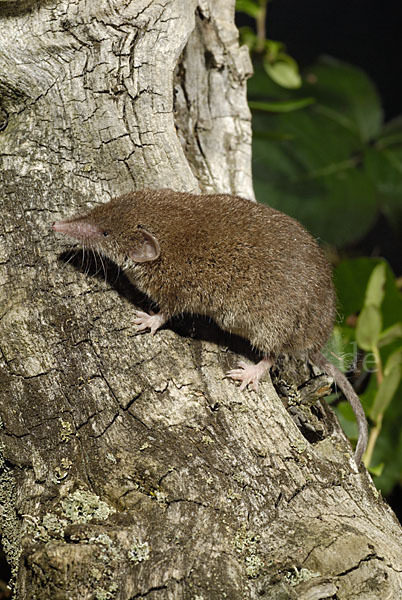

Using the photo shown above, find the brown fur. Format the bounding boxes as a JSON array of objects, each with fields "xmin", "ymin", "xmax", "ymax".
[
  {"xmin": 54, "ymin": 190, "xmax": 368, "ymax": 464},
  {"xmin": 59, "ymin": 190, "xmax": 336, "ymax": 357}
]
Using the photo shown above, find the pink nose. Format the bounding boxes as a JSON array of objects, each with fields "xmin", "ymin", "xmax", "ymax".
[
  {"xmin": 52, "ymin": 220, "xmax": 102, "ymax": 240},
  {"xmin": 52, "ymin": 221, "xmax": 65, "ymax": 232}
]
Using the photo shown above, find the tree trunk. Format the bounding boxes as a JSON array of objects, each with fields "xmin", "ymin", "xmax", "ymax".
[{"xmin": 0, "ymin": 1, "xmax": 401, "ymax": 599}]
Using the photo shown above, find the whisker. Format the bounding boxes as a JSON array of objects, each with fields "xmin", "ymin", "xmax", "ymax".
[
  {"xmin": 112, "ymin": 263, "xmax": 121, "ymax": 285},
  {"xmin": 88, "ymin": 249, "xmax": 98, "ymax": 278},
  {"xmin": 80, "ymin": 243, "xmax": 86, "ymax": 271},
  {"xmin": 90, "ymin": 248, "xmax": 102, "ymax": 278},
  {"xmin": 63, "ymin": 247, "xmax": 79, "ymax": 268},
  {"xmin": 97, "ymin": 250, "xmax": 107, "ymax": 284},
  {"xmin": 85, "ymin": 247, "xmax": 93, "ymax": 278}
]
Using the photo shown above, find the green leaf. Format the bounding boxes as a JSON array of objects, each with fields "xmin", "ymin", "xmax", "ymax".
[
  {"xmin": 265, "ymin": 39, "xmax": 285, "ymax": 60},
  {"xmin": 249, "ymin": 97, "xmax": 315, "ymax": 113},
  {"xmin": 334, "ymin": 259, "xmax": 382, "ymax": 319},
  {"xmin": 334, "ymin": 401, "xmax": 358, "ymax": 439},
  {"xmin": 379, "ymin": 323, "xmax": 402, "ymax": 347},
  {"xmin": 364, "ymin": 262, "xmax": 386, "ymax": 308},
  {"xmin": 384, "ymin": 347, "xmax": 402, "ymax": 376},
  {"xmin": 252, "ymin": 104, "xmax": 362, "ymax": 167},
  {"xmin": 263, "ymin": 54, "xmax": 301, "ymax": 89},
  {"xmin": 238, "ymin": 26, "xmax": 258, "ymax": 51},
  {"xmin": 253, "ymin": 149, "xmax": 378, "ymax": 246},
  {"xmin": 356, "ymin": 305, "xmax": 382, "ymax": 351},
  {"xmin": 324, "ymin": 326, "xmax": 350, "ymax": 372},
  {"xmin": 304, "ymin": 56, "xmax": 383, "ymax": 142},
  {"xmin": 370, "ymin": 366, "xmax": 402, "ymax": 422},
  {"xmin": 249, "ymin": 57, "xmax": 402, "ymax": 249},
  {"xmin": 359, "ymin": 375, "xmax": 378, "ymax": 415},
  {"xmin": 250, "ymin": 62, "xmax": 379, "ymax": 245},
  {"xmin": 235, "ymin": 0, "xmax": 261, "ymax": 18},
  {"xmin": 368, "ymin": 463, "xmax": 385, "ymax": 477},
  {"xmin": 376, "ymin": 115, "xmax": 402, "ymax": 149},
  {"xmin": 253, "ymin": 130, "xmax": 294, "ymax": 142},
  {"xmin": 334, "ymin": 259, "xmax": 402, "ymax": 330},
  {"xmin": 363, "ymin": 145, "xmax": 402, "ymax": 232},
  {"xmin": 248, "ymin": 61, "xmax": 292, "ymax": 99},
  {"xmin": 372, "ymin": 406, "xmax": 402, "ymax": 496}
]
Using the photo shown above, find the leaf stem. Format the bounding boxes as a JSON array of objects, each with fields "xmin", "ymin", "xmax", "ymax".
[
  {"xmin": 256, "ymin": 1, "xmax": 267, "ymax": 52},
  {"xmin": 364, "ymin": 344, "xmax": 383, "ymax": 468},
  {"xmin": 364, "ymin": 413, "xmax": 382, "ymax": 468},
  {"xmin": 372, "ymin": 345, "xmax": 383, "ymax": 385}
]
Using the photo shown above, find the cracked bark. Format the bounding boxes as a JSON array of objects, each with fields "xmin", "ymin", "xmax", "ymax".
[{"xmin": 0, "ymin": 1, "xmax": 401, "ymax": 599}]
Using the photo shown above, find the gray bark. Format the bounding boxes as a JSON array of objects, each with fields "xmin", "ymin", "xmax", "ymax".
[{"xmin": 0, "ymin": 1, "xmax": 401, "ymax": 599}]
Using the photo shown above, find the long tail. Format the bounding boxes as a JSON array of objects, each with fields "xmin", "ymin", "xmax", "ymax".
[{"xmin": 311, "ymin": 352, "xmax": 368, "ymax": 465}]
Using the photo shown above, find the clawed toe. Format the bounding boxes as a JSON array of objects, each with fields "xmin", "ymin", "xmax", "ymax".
[
  {"xmin": 226, "ymin": 368, "xmax": 245, "ymax": 380},
  {"xmin": 133, "ymin": 310, "xmax": 167, "ymax": 335},
  {"xmin": 133, "ymin": 311, "xmax": 151, "ymax": 332},
  {"xmin": 226, "ymin": 357, "xmax": 272, "ymax": 392},
  {"xmin": 226, "ymin": 364, "xmax": 259, "ymax": 392}
]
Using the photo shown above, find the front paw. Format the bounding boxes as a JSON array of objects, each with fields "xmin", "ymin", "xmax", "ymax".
[{"xmin": 133, "ymin": 310, "xmax": 167, "ymax": 335}]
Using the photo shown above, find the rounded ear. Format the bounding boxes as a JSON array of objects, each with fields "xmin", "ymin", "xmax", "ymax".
[{"xmin": 129, "ymin": 228, "xmax": 160, "ymax": 263}]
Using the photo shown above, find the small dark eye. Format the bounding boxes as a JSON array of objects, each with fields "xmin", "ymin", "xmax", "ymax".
[{"xmin": 103, "ymin": 231, "xmax": 109, "ymax": 237}]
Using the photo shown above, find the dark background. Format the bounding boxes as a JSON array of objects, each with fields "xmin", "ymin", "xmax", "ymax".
[
  {"xmin": 237, "ymin": 0, "xmax": 402, "ymax": 122},
  {"xmin": 236, "ymin": 0, "xmax": 402, "ymax": 274}
]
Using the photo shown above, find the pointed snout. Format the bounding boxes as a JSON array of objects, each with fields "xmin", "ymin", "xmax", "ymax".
[
  {"xmin": 52, "ymin": 221, "xmax": 69, "ymax": 233},
  {"xmin": 51, "ymin": 219, "xmax": 103, "ymax": 240}
]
